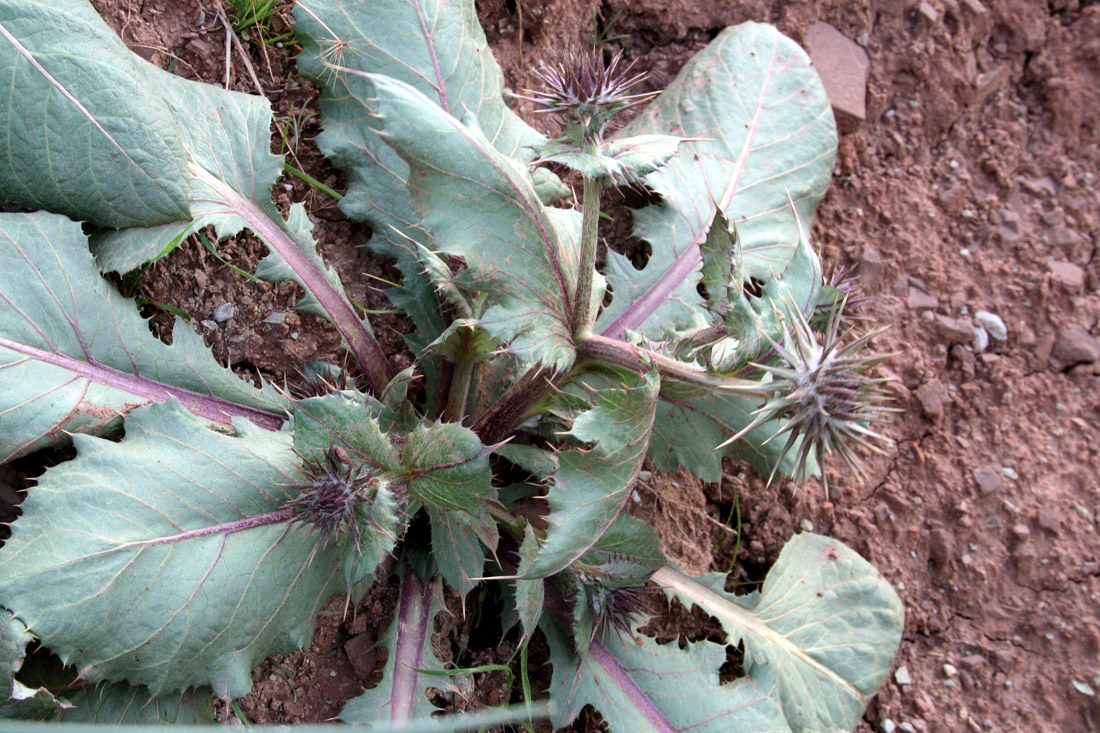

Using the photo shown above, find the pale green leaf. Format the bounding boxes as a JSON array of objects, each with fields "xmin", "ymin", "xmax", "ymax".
[
  {"xmin": 429, "ymin": 506, "xmax": 494, "ymax": 599},
  {"xmin": 365, "ymin": 74, "xmax": 576, "ymax": 370},
  {"xmin": 0, "ymin": 401, "xmax": 345, "ymax": 697},
  {"xmin": 402, "ymin": 421, "xmax": 491, "ymax": 511},
  {"xmin": 0, "ymin": 0, "xmax": 190, "ymax": 228},
  {"xmin": 535, "ymin": 135, "xmax": 682, "ymax": 183},
  {"xmin": 543, "ymin": 615, "xmax": 790, "ymax": 732},
  {"xmin": 524, "ymin": 366, "xmax": 659, "ymax": 578},
  {"xmin": 0, "ymin": 213, "xmax": 291, "ymax": 463},
  {"xmin": 653, "ymin": 533, "xmax": 904, "ymax": 731},
  {"xmin": 53, "ymin": 685, "xmax": 214, "ymax": 725},
  {"xmin": 597, "ymin": 23, "xmax": 836, "ymax": 341},
  {"xmin": 513, "ymin": 525, "xmax": 544, "ymax": 646}
]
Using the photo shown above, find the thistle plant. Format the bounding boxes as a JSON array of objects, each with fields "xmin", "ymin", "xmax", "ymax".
[{"xmin": 0, "ymin": 2, "xmax": 902, "ymax": 730}]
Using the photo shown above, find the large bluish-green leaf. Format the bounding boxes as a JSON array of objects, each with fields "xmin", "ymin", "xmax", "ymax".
[
  {"xmin": 403, "ymin": 421, "xmax": 492, "ymax": 511},
  {"xmin": 523, "ymin": 366, "xmax": 659, "ymax": 578},
  {"xmin": 1, "ymin": 610, "xmax": 70, "ymax": 718},
  {"xmin": 293, "ymin": 0, "xmax": 564, "ymax": 342},
  {"xmin": 653, "ymin": 533, "xmax": 904, "ymax": 731},
  {"xmin": 340, "ymin": 566, "xmax": 447, "ymax": 725},
  {"xmin": 365, "ymin": 74, "xmax": 577, "ymax": 370},
  {"xmin": 0, "ymin": 401, "xmax": 345, "ymax": 698},
  {"xmin": 0, "ymin": 0, "xmax": 190, "ymax": 228},
  {"xmin": 428, "ymin": 505, "xmax": 494, "ymax": 599},
  {"xmin": 597, "ymin": 22, "xmax": 836, "ymax": 341},
  {"xmin": 0, "ymin": 213, "xmax": 291, "ymax": 462},
  {"xmin": 543, "ymin": 615, "xmax": 789, "ymax": 732},
  {"xmin": 53, "ymin": 685, "xmax": 214, "ymax": 725}
]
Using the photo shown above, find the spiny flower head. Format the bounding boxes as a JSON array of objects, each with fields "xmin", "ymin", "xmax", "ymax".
[
  {"xmin": 577, "ymin": 578, "xmax": 651, "ymax": 646},
  {"xmin": 521, "ymin": 50, "xmax": 653, "ymax": 144},
  {"xmin": 720, "ymin": 297, "xmax": 895, "ymax": 497},
  {"xmin": 286, "ymin": 446, "xmax": 374, "ymax": 547}
]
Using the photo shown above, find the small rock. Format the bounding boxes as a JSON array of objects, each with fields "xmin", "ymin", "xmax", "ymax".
[
  {"xmin": 916, "ymin": 379, "xmax": 949, "ymax": 421},
  {"xmin": 933, "ymin": 314, "xmax": 975, "ymax": 343},
  {"xmin": 800, "ymin": 519, "xmax": 814, "ymax": 532},
  {"xmin": 804, "ymin": 23, "xmax": 869, "ymax": 131},
  {"xmin": 1049, "ymin": 261, "xmax": 1086, "ymax": 292},
  {"xmin": 882, "ymin": 720, "xmax": 897, "ymax": 733},
  {"xmin": 1002, "ymin": 467, "xmax": 1019, "ymax": 480},
  {"xmin": 943, "ymin": 663, "xmax": 958, "ymax": 678},
  {"xmin": 895, "ymin": 665, "xmax": 912, "ymax": 685},
  {"xmin": 859, "ymin": 246, "xmax": 885, "ymax": 286},
  {"xmin": 929, "ymin": 528, "xmax": 955, "ymax": 565},
  {"xmin": 213, "ymin": 302, "xmax": 235, "ymax": 323},
  {"xmin": 974, "ymin": 467, "xmax": 1002, "ymax": 495},
  {"xmin": 1010, "ymin": 523, "xmax": 1030, "ymax": 542},
  {"xmin": 1073, "ymin": 680, "xmax": 1096, "ymax": 697},
  {"xmin": 917, "ymin": 1, "xmax": 939, "ymax": 22},
  {"xmin": 974, "ymin": 311, "xmax": 1007, "ymax": 341},
  {"xmin": 908, "ymin": 287, "xmax": 938, "ymax": 310},
  {"xmin": 201, "ymin": 319, "xmax": 218, "ymax": 331},
  {"xmin": 899, "ymin": 723, "xmax": 916, "ymax": 733},
  {"xmin": 973, "ymin": 326, "xmax": 989, "ymax": 353},
  {"xmin": 996, "ymin": 208, "xmax": 1023, "ymax": 241},
  {"xmin": 1051, "ymin": 324, "xmax": 1100, "ymax": 368},
  {"xmin": 262, "ymin": 311, "xmax": 287, "ymax": 324},
  {"xmin": 1038, "ymin": 507, "xmax": 1062, "ymax": 535}
]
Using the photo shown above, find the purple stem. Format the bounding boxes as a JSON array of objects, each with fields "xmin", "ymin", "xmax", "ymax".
[
  {"xmin": 390, "ymin": 565, "xmax": 435, "ymax": 723},
  {"xmin": 0, "ymin": 336, "xmax": 286, "ymax": 431},
  {"xmin": 189, "ymin": 163, "xmax": 395, "ymax": 395}
]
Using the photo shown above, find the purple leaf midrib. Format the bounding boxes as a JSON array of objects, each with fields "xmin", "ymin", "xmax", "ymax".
[
  {"xmin": 412, "ymin": 0, "xmax": 448, "ymax": 113},
  {"xmin": 0, "ymin": 335, "xmax": 285, "ymax": 431},
  {"xmin": 588, "ymin": 638, "xmax": 677, "ymax": 733},
  {"xmin": 601, "ymin": 41, "xmax": 780, "ymax": 339}
]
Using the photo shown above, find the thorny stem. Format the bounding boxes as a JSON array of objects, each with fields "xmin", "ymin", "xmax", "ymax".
[
  {"xmin": 571, "ymin": 175, "xmax": 604, "ymax": 338},
  {"xmin": 472, "ymin": 364, "xmax": 556, "ymax": 446},
  {"xmin": 576, "ymin": 334, "xmax": 761, "ymax": 392},
  {"xmin": 443, "ymin": 339, "xmax": 476, "ymax": 424}
]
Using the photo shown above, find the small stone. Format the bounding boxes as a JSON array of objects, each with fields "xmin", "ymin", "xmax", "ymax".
[
  {"xmin": 899, "ymin": 723, "xmax": 916, "ymax": 733},
  {"xmin": 929, "ymin": 528, "xmax": 955, "ymax": 566},
  {"xmin": 917, "ymin": 1, "xmax": 939, "ymax": 22},
  {"xmin": 973, "ymin": 326, "xmax": 989, "ymax": 353},
  {"xmin": 916, "ymin": 379, "xmax": 949, "ymax": 421},
  {"xmin": 213, "ymin": 302, "xmax": 235, "ymax": 323},
  {"xmin": 1072, "ymin": 680, "xmax": 1095, "ymax": 696},
  {"xmin": 933, "ymin": 314, "xmax": 975, "ymax": 343},
  {"xmin": 804, "ymin": 23, "xmax": 869, "ymax": 131},
  {"xmin": 800, "ymin": 519, "xmax": 814, "ymax": 532},
  {"xmin": 974, "ymin": 467, "xmax": 1002, "ymax": 495},
  {"xmin": 1002, "ymin": 467, "xmax": 1019, "ymax": 480},
  {"xmin": 974, "ymin": 311, "xmax": 1007, "ymax": 341},
  {"xmin": 943, "ymin": 663, "xmax": 958, "ymax": 678},
  {"xmin": 882, "ymin": 720, "xmax": 897, "ymax": 733},
  {"xmin": 201, "ymin": 319, "xmax": 218, "ymax": 331},
  {"xmin": 895, "ymin": 665, "xmax": 912, "ymax": 685},
  {"xmin": 1051, "ymin": 324, "xmax": 1100, "ymax": 368},
  {"xmin": 859, "ymin": 246, "xmax": 885, "ymax": 286},
  {"xmin": 1038, "ymin": 507, "xmax": 1062, "ymax": 535},
  {"xmin": 908, "ymin": 287, "xmax": 938, "ymax": 310},
  {"xmin": 1049, "ymin": 261, "xmax": 1086, "ymax": 292},
  {"xmin": 262, "ymin": 311, "xmax": 286, "ymax": 324},
  {"xmin": 1010, "ymin": 523, "xmax": 1030, "ymax": 542}
]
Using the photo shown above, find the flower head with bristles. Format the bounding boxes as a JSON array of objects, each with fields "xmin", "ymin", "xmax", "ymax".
[
  {"xmin": 719, "ymin": 297, "xmax": 896, "ymax": 497},
  {"xmin": 285, "ymin": 446, "xmax": 374, "ymax": 548},
  {"xmin": 520, "ymin": 50, "xmax": 654, "ymax": 145}
]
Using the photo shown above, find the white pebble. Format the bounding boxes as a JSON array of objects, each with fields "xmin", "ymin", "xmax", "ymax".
[
  {"xmin": 973, "ymin": 326, "xmax": 989, "ymax": 353},
  {"xmin": 975, "ymin": 311, "xmax": 1007, "ymax": 340},
  {"xmin": 943, "ymin": 663, "xmax": 958, "ymax": 677},
  {"xmin": 800, "ymin": 519, "xmax": 814, "ymax": 532},
  {"xmin": 881, "ymin": 720, "xmax": 897, "ymax": 733},
  {"xmin": 894, "ymin": 665, "xmax": 912, "ymax": 685},
  {"xmin": 1002, "ymin": 467, "xmax": 1019, "ymax": 480}
]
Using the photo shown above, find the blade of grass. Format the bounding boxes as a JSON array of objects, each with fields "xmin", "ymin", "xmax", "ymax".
[
  {"xmin": 283, "ymin": 163, "xmax": 343, "ymax": 201},
  {"xmin": 196, "ymin": 231, "xmax": 264, "ymax": 283}
]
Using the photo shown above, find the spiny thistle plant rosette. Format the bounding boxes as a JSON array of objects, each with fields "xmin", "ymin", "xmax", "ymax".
[{"xmin": 0, "ymin": 1, "xmax": 903, "ymax": 730}]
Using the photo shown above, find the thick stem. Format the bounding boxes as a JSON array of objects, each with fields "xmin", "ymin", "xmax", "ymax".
[
  {"xmin": 443, "ymin": 349, "xmax": 475, "ymax": 424},
  {"xmin": 571, "ymin": 175, "xmax": 604, "ymax": 338},
  {"xmin": 576, "ymin": 334, "xmax": 762, "ymax": 392},
  {"xmin": 471, "ymin": 364, "xmax": 556, "ymax": 445}
]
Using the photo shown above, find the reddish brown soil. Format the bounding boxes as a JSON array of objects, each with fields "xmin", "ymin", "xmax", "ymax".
[{"xmin": 42, "ymin": 0, "xmax": 1100, "ymax": 730}]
